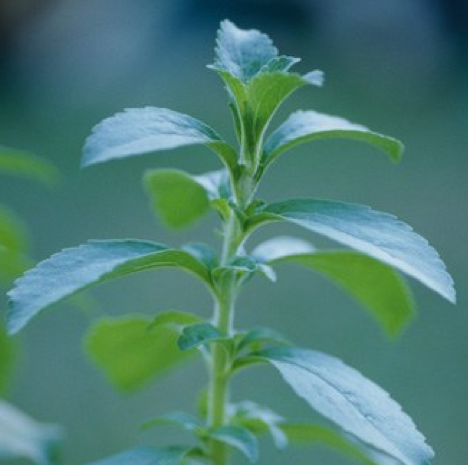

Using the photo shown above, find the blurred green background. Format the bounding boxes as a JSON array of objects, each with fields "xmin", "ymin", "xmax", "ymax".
[{"xmin": 1, "ymin": 1, "xmax": 467, "ymax": 464}]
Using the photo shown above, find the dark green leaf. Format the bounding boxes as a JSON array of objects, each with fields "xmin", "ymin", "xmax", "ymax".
[
  {"xmin": 0, "ymin": 146, "xmax": 59, "ymax": 188},
  {"xmin": 178, "ymin": 323, "xmax": 224, "ymax": 351},
  {"xmin": 82, "ymin": 107, "xmax": 237, "ymax": 172},
  {"xmin": 7, "ymin": 240, "xmax": 211, "ymax": 334},
  {"xmin": 273, "ymin": 251, "xmax": 415, "ymax": 337},
  {"xmin": 248, "ymin": 199, "xmax": 455, "ymax": 303},
  {"xmin": 263, "ymin": 110, "xmax": 404, "ymax": 168},
  {"xmin": 144, "ymin": 169, "xmax": 210, "ymax": 229},
  {"xmin": 86, "ymin": 314, "xmax": 198, "ymax": 391},
  {"xmin": 258, "ymin": 347, "xmax": 434, "ymax": 465},
  {"xmin": 280, "ymin": 423, "xmax": 377, "ymax": 465},
  {"xmin": 210, "ymin": 20, "xmax": 279, "ymax": 84},
  {"xmin": 0, "ymin": 399, "xmax": 62, "ymax": 465},
  {"xmin": 209, "ymin": 425, "xmax": 258, "ymax": 463},
  {"xmin": 86, "ymin": 446, "xmax": 192, "ymax": 465}
]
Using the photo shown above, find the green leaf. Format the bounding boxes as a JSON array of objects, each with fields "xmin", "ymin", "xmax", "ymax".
[
  {"xmin": 272, "ymin": 250, "xmax": 415, "ymax": 337},
  {"xmin": 144, "ymin": 169, "xmax": 210, "ymax": 229},
  {"xmin": 280, "ymin": 423, "xmax": 377, "ymax": 465},
  {"xmin": 262, "ymin": 110, "xmax": 404, "ymax": 168},
  {"xmin": 86, "ymin": 446, "xmax": 192, "ymax": 465},
  {"xmin": 236, "ymin": 326, "xmax": 289, "ymax": 352},
  {"xmin": 149, "ymin": 310, "xmax": 203, "ymax": 329},
  {"xmin": 257, "ymin": 347, "xmax": 434, "ymax": 465},
  {"xmin": 0, "ymin": 146, "xmax": 59, "ymax": 188},
  {"xmin": 0, "ymin": 399, "xmax": 62, "ymax": 465},
  {"xmin": 178, "ymin": 323, "xmax": 224, "ymax": 351},
  {"xmin": 0, "ymin": 205, "xmax": 31, "ymax": 284},
  {"xmin": 141, "ymin": 411, "xmax": 203, "ymax": 432},
  {"xmin": 82, "ymin": 107, "xmax": 237, "ymax": 172},
  {"xmin": 229, "ymin": 401, "xmax": 288, "ymax": 450},
  {"xmin": 251, "ymin": 236, "xmax": 315, "ymax": 262},
  {"xmin": 0, "ymin": 326, "xmax": 16, "ymax": 394},
  {"xmin": 246, "ymin": 72, "xmax": 323, "ymax": 143},
  {"xmin": 7, "ymin": 240, "xmax": 211, "ymax": 334},
  {"xmin": 210, "ymin": 20, "xmax": 279, "ymax": 84},
  {"xmin": 248, "ymin": 199, "xmax": 455, "ymax": 304},
  {"xmin": 86, "ymin": 313, "xmax": 200, "ymax": 391},
  {"xmin": 209, "ymin": 425, "xmax": 258, "ymax": 463}
]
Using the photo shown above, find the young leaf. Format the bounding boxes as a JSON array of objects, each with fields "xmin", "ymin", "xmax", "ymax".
[
  {"xmin": 86, "ymin": 446, "xmax": 192, "ymax": 465},
  {"xmin": 262, "ymin": 110, "xmax": 403, "ymax": 168},
  {"xmin": 82, "ymin": 107, "xmax": 237, "ymax": 172},
  {"xmin": 229, "ymin": 401, "xmax": 288, "ymax": 450},
  {"xmin": 257, "ymin": 347, "xmax": 434, "ymax": 465},
  {"xmin": 210, "ymin": 20, "xmax": 279, "ymax": 84},
  {"xmin": 86, "ymin": 313, "xmax": 200, "ymax": 391},
  {"xmin": 236, "ymin": 326, "xmax": 289, "ymax": 353},
  {"xmin": 209, "ymin": 425, "xmax": 258, "ymax": 463},
  {"xmin": 7, "ymin": 240, "xmax": 211, "ymax": 334},
  {"xmin": 247, "ymin": 199, "xmax": 455, "ymax": 304},
  {"xmin": 0, "ymin": 399, "xmax": 62, "ymax": 465},
  {"xmin": 0, "ymin": 146, "xmax": 59, "ymax": 188},
  {"xmin": 272, "ymin": 251, "xmax": 415, "ymax": 337},
  {"xmin": 178, "ymin": 323, "xmax": 224, "ymax": 351},
  {"xmin": 141, "ymin": 411, "xmax": 203, "ymax": 433},
  {"xmin": 251, "ymin": 236, "xmax": 315, "ymax": 262},
  {"xmin": 144, "ymin": 169, "xmax": 211, "ymax": 229},
  {"xmin": 280, "ymin": 423, "xmax": 377, "ymax": 465}
]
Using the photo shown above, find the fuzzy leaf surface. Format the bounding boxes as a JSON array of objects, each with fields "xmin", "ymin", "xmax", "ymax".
[
  {"xmin": 258, "ymin": 347, "xmax": 434, "ymax": 465},
  {"xmin": 248, "ymin": 199, "xmax": 455, "ymax": 303},
  {"xmin": 273, "ymin": 251, "xmax": 414, "ymax": 336},
  {"xmin": 0, "ymin": 399, "xmax": 62, "ymax": 465},
  {"xmin": 0, "ymin": 146, "xmax": 59, "ymax": 187},
  {"xmin": 86, "ymin": 446, "xmax": 191, "ymax": 465},
  {"xmin": 263, "ymin": 110, "xmax": 403, "ymax": 167},
  {"xmin": 210, "ymin": 20, "xmax": 279, "ymax": 83},
  {"xmin": 144, "ymin": 169, "xmax": 210, "ymax": 229},
  {"xmin": 7, "ymin": 240, "xmax": 210, "ymax": 334},
  {"xmin": 86, "ymin": 313, "xmax": 201, "ymax": 391},
  {"xmin": 82, "ymin": 107, "xmax": 237, "ymax": 170}
]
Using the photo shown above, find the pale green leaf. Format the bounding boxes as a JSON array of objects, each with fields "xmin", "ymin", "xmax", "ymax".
[
  {"xmin": 251, "ymin": 236, "xmax": 315, "ymax": 262},
  {"xmin": 263, "ymin": 110, "xmax": 404, "ymax": 168},
  {"xmin": 280, "ymin": 423, "xmax": 377, "ymax": 465},
  {"xmin": 7, "ymin": 240, "xmax": 211, "ymax": 334},
  {"xmin": 271, "ymin": 251, "xmax": 414, "ymax": 337},
  {"xmin": 149, "ymin": 310, "xmax": 203, "ymax": 330},
  {"xmin": 258, "ymin": 347, "xmax": 434, "ymax": 465},
  {"xmin": 141, "ymin": 411, "xmax": 202, "ymax": 432},
  {"xmin": 86, "ymin": 313, "xmax": 199, "ymax": 391},
  {"xmin": 177, "ymin": 323, "xmax": 224, "ymax": 351},
  {"xmin": 144, "ymin": 169, "xmax": 210, "ymax": 229},
  {"xmin": 209, "ymin": 425, "xmax": 258, "ymax": 463},
  {"xmin": 86, "ymin": 446, "xmax": 192, "ymax": 465},
  {"xmin": 247, "ymin": 199, "xmax": 455, "ymax": 303},
  {"xmin": 82, "ymin": 107, "xmax": 237, "ymax": 172},
  {"xmin": 229, "ymin": 401, "xmax": 288, "ymax": 450},
  {"xmin": 210, "ymin": 20, "xmax": 279, "ymax": 83},
  {"xmin": 0, "ymin": 146, "xmax": 59, "ymax": 188},
  {"xmin": 0, "ymin": 399, "xmax": 62, "ymax": 465}
]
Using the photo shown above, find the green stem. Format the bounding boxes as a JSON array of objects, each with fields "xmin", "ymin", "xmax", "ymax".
[{"xmin": 208, "ymin": 213, "xmax": 240, "ymax": 465}]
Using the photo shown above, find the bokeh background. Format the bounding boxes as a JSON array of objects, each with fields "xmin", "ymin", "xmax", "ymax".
[{"xmin": 1, "ymin": 1, "xmax": 467, "ymax": 464}]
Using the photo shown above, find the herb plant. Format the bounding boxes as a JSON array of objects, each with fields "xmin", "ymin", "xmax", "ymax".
[{"xmin": 6, "ymin": 21, "xmax": 455, "ymax": 465}]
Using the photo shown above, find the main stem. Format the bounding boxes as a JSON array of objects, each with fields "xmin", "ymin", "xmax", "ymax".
[{"xmin": 208, "ymin": 213, "xmax": 240, "ymax": 465}]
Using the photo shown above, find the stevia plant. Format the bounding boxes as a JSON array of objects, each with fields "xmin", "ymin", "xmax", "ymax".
[{"xmin": 6, "ymin": 20, "xmax": 455, "ymax": 465}]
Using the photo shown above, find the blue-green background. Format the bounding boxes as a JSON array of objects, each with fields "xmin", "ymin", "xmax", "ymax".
[{"xmin": 1, "ymin": 1, "xmax": 467, "ymax": 464}]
